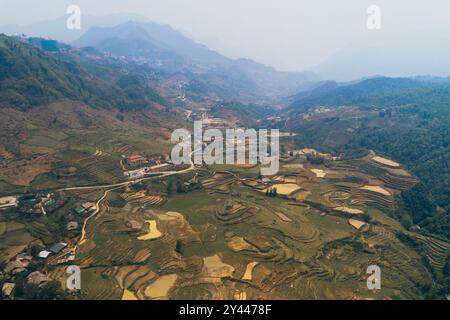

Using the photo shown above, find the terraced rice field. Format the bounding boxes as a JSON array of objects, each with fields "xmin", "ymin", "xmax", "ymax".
[
  {"xmin": 201, "ymin": 173, "xmax": 237, "ymax": 194},
  {"xmin": 372, "ymin": 156, "xmax": 400, "ymax": 167},
  {"xmin": 202, "ymin": 255, "xmax": 235, "ymax": 280},
  {"xmin": 359, "ymin": 185, "xmax": 391, "ymax": 196},
  {"xmin": 415, "ymin": 235, "xmax": 450, "ymax": 270},
  {"xmin": 122, "ymin": 289, "xmax": 138, "ymax": 300},
  {"xmin": 334, "ymin": 206, "xmax": 364, "ymax": 215},
  {"xmin": 121, "ymin": 191, "xmax": 166, "ymax": 206},
  {"xmin": 242, "ymin": 262, "xmax": 259, "ymax": 281},
  {"xmin": 264, "ymin": 183, "xmax": 301, "ymax": 196},
  {"xmin": 50, "ymin": 156, "xmax": 446, "ymax": 300},
  {"xmin": 348, "ymin": 219, "xmax": 367, "ymax": 230},
  {"xmin": 311, "ymin": 169, "xmax": 327, "ymax": 178},
  {"xmin": 144, "ymin": 274, "xmax": 178, "ymax": 299}
]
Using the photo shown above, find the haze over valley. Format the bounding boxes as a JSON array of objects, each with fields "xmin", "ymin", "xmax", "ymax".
[{"xmin": 0, "ymin": 2, "xmax": 449, "ymax": 301}]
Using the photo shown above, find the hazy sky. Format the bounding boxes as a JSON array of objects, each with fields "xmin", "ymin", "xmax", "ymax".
[{"xmin": 1, "ymin": 0, "xmax": 450, "ymax": 72}]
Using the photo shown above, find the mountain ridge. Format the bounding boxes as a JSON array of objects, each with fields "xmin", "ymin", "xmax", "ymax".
[
  {"xmin": 0, "ymin": 34, "xmax": 166, "ymax": 111},
  {"xmin": 72, "ymin": 20, "xmax": 318, "ymax": 100}
]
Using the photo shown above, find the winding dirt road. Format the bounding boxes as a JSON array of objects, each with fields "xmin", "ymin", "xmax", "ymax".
[{"xmin": 70, "ymin": 150, "xmax": 198, "ymax": 256}]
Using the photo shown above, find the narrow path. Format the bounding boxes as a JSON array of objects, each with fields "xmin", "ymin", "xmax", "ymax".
[
  {"xmin": 71, "ymin": 149, "xmax": 199, "ymax": 257},
  {"xmin": 74, "ymin": 185, "xmax": 121, "ymax": 256}
]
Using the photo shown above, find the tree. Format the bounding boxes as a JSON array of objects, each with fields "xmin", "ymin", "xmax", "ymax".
[
  {"xmin": 175, "ymin": 240, "xmax": 182, "ymax": 254},
  {"xmin": 166, "ymin": 180, "xmax": 173, "ymax": 195},
  {"xmin": 23, "ymin": 281, "xmax": 64, "ymax": 300},
  {"xmin": 176, "ymin": 181, "xmax": 184, "ymax": 193},
  {"xmin": 443, "ymin": 255, "xmax": 450, "ymax": 278},
  {"xmin": 400, "ymin": 214, "xmax": 413, "ymax": 230},
  {"xmin": 401, "ymin": 183, "xmax": 436, "ymax": 224}
]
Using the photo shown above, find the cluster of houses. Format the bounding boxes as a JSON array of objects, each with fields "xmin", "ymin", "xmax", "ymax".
[
  {"xmin": 72, "ymin": 202, "xmax": 96, "ymax": 215},
  {"xmin": 1, "ymin": 253, "xmax": 34, "ymax": 298},
  {"xmin": 0, "ymin": 201, "xmax": 84, "ymax": 298},
  {"xmin": 14, "ymin": 193, "xmax": 70, "ymax": 215},
  {"xmin": 37, "ymin": 241, "xmax": 77, "ymax": 265},
  {"xmin": 0, "ymin": 193, "xmax": 96, "ymax": 298},
  {"xmin": 123, "ymin": 153, "xmax": 176, "ymax": 180},
  {"xmin": 124, "ymin": 153, "xmax": 170, "ymax": 168},
  {"xmin": 287, "ymin": 148, "xmax": 341, "ymax": 161},
  {"xmin": 37, "ymin": 242, "xmax": 70, "ymax": 260},
  {"xmin": 182, "ymin": 178, "xmax": 201, "ymax": 192},
  {"xmin": 4, "ymin": 190, "xmax": 84, "ymax": 216},
  {"xmin": 123, "ymin": 163, "xmax": 174, "ymax": 179},
  {"xmin": 2, "ymin": 193, "xmax": 87, "ymax": 225},
  {"xmin": 1, "ymin": 240, "xmax": 73, "ymax": 299}
]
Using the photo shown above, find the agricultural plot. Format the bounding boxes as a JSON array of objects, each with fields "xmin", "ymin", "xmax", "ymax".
[
  {"xmin": 263, "ymin": 183, "xmax": 301, "ymax": 197},
  {"xmin": 0, "ymin": 221, "xmax": 35, "ymax": 263},
  {"xmin": 372, "ymin": 156, "xmax": 400, "ymax": 168},
  {"xmin": 121, "ymin": 190, "xmax": 166, "ymax": 206},
  {"xmin": 201, "ymin": 172, "xmax": 237, "ymax": 195},
  {"xmin": 72, "ymin": 196, "xmax": 205, "ymax": 299},
  {"xmin": 29, "ymin": 150, "xmax": 447, "ymax": 300},
  {"xmin": 414, "ymin": 235, "xmax": 450, "ymax": 271}
]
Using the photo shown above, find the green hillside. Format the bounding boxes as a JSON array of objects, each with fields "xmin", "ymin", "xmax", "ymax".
[
  {"xmin": 0, "ymin": 34, "xmax": 165, "ymax": 111},
  {"xmin": 287, "ymin": 78, "xmax": 450, "ymax": 239}
]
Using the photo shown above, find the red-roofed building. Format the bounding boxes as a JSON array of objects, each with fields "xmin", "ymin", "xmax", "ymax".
[{"xmin": 126, "ymin": 155, "xmax": 147, "ymax": 166}]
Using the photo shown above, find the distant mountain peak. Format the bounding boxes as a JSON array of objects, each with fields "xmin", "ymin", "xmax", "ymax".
[{"xmin": 71, "ymin": 20, "xmax": 317, "ymax": 100}]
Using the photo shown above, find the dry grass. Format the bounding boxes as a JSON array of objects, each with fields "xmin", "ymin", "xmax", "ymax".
[
  {"xmin": 144, "ymin": 274, "xmax": 178, "ymax": 300},
  {"xmin": 281, "ymin": 164, "xmax": 304, "ymax": 170},
  {"xmin": 0, "ymin": 155, "xmax": 52, "ymax": 186},
  {"xmin": 311, "ymin": 169, "xmax": 326, "ymax": 178},
  {"xmin": 334, "ymin": 207, "xmax": 364, "ymax": 215},
  {"xmin": 372, "ymin": 156, "xmax": 400, "ymax": 167},
  {"xmin": 228, "ymin": 237, "xmax": 253, "ymax": 252},
  {"xmin": 360, "ymin": 185, "xmax": 391, "ymax": 196},
  {"xmin": 264, "ymin": 183, "xmax": 301, "ymax": 196},
  {"xmin": 202, "ymin": 254, "xmax": 235, "ymax": 280},
  {"xmin": 242, "ymin": 262, "xmax": 259, "ymax": 281},
  {"xmin": 122, "ymin": 289, "xmax": 138, "ymax": 300},
  {"xmin": 234, "ymin": 291, "xmax": 247, "ymax": 300},
  {"xmin": 137, "ymin": 220, "xmax": 162, "ymax": 241},
  {"xmin": 348, "ymin": 219, "xmax": 367, "ymax": 230},
  {"xmin": 274, "ymin": 212, "xmax": 293, "ymax": 222}
]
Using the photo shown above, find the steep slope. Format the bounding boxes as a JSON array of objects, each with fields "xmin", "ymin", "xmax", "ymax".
[
  {"xmin": 0, "ymin": 34, "xmax": 166, "ymax": 111},
  {"xmin": 0, "ymin": 35, "xmax": 184, "ymax": 195},
  {"xmin": 74, "ymin": 21, "xmax": 225, "ymax": 68},
  {"xmin": 73, "ymin": 21, "xmax": 317, "ymax": 100},
  {"xmin": 285, "ymin": 78, "xmax": 450, "ymax": 239},
  {"xmin": 0, "ymin": 13, "xmax": 149, "ymax": 43},
  {"xmin": 289, "ymin": 77, "xmax": 432, "ymax": 111}
]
